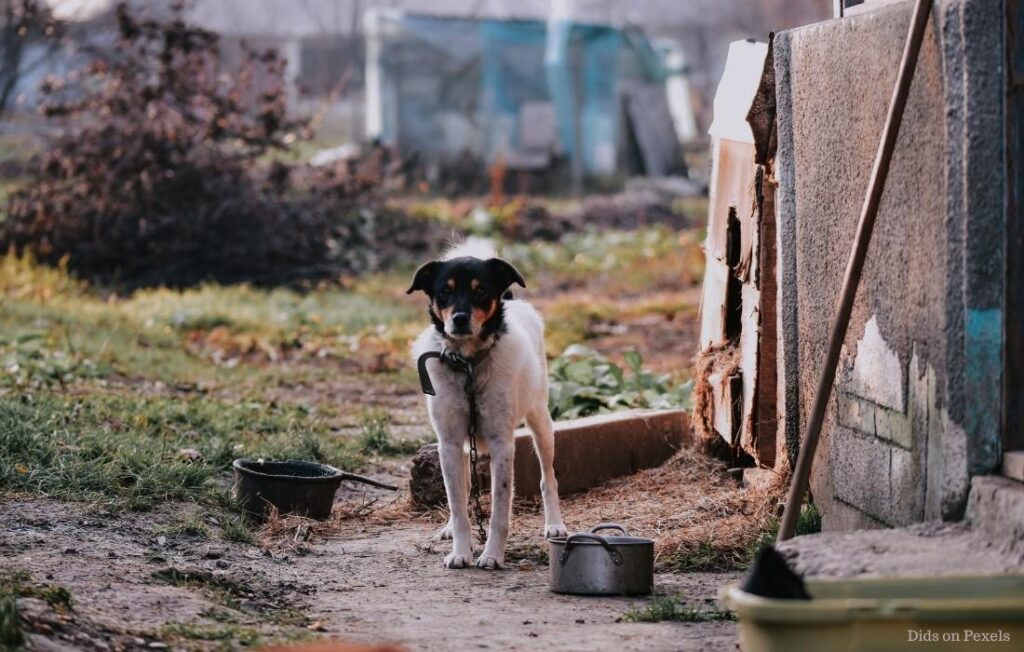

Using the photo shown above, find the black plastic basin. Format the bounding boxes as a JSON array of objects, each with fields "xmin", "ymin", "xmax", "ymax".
[{"xmin": 232, "ymin": 458, "xmax": 343, "ymax": 521}]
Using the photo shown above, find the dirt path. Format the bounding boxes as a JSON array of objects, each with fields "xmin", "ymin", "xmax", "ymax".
[
  {"xmin": 307, "ymin": 522, "xmax": 740, "ymax": 651},
  {"xmin": 1, "ymin": 497, "xmax": 741, "ymax": 651}
]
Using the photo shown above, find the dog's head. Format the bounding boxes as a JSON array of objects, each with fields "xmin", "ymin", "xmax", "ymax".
[{"xmin": 406, "ymin": 256, "xmax": 525, "ymax": 341}]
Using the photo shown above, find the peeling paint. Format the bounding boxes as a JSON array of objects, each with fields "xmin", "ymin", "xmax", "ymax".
[
  {"xmin": 833, "ymin": 345, "xmax": 974, "ymax": 525},
  {"xmin": 843, "ymin": 316, "xmax": 904, "ymax": 411}
]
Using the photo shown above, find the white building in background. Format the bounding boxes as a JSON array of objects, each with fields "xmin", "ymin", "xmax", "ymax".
[
  {"xmin": 183, "ymin": 0, "xmax": 702, "ymax": 145},
  {"xmin": 35, "ymin": 1, "xmax": 828, "ymax": 145}
]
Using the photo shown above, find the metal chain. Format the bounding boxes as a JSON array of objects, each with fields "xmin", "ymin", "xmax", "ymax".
[
  {"xmin": 417, "ymin": 347, "xmax": 490, "ymax": 544},
  {"xmin": 463, "ymin": 361, "xmax": 489, "ymax": 544}
]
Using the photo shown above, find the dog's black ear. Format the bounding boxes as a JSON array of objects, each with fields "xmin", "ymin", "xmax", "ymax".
[
  {"xmin": 407, "ymin": 261, "xmax": 442, "ymax": 295},
  {"xmin": 486, "ymin": 258, "xmax": 526, "ymax": 292}
]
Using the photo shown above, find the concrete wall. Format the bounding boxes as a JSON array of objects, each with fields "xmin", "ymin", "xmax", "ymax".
[{"xmin": 774, "ymin": 0, "xmax": 1005, "ymax": 530}]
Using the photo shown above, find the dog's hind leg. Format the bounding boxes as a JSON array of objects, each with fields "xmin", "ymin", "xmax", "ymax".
[
  {"xmin": 476, "ymin": 436, "xmax": 514, "ymax": 570},
  {"xmin": 526, "ymin": 409, "xmax": 567, "ymax": 539},
  {"xmin": 438, "ymin": 436, "xmax": 473, "ymax": 568}
]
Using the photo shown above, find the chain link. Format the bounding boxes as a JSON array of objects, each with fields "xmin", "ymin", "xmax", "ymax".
[{"xmin": 463, "ymin": 361, "xmax": 489, "ymax": 543}]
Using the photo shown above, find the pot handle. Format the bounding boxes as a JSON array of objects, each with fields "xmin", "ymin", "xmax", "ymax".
[
  {"xmin": 589, "ymin": 522, "xmax": 630, "ymax": 536},
  {"xmin": 558, "ymin": 533, "xmax": 624, "ymax": 566}
]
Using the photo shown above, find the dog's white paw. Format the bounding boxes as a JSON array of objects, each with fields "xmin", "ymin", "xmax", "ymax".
[
  {"xmin": 543, "ymin": 523, "xmax": 568, "ymax": 539},
  {"xmin": 443, "ymin": 552, "xmax": 470, "ymax": 569},
  {"xmin": 475, "ymin": 554, "xmax": 503, "ymax": 570},
  {"xmin": 434, "ymin": 521, "xmax": 454, "ymax": 541}
]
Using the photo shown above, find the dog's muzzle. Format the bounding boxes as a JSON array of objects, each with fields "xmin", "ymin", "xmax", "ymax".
[{"xmin": 450, "ymin": 312, "xmax": 472, "ymax": 336}]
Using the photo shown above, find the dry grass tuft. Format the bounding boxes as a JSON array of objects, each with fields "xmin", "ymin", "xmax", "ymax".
[
  {"xmin": 510, "ymin": 446, "xmax": 786, "ymax": 571},
  {"xmin": 258, "ymin": 495, "xmax": 394, "ymax": 549}
]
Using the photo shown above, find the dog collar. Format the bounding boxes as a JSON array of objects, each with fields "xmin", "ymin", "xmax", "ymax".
[{"xmin": 416, "ymin": 346, "xmax": 492, "ymax": 396}]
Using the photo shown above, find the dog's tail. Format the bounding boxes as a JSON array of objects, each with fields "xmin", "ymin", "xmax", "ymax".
[{"xmin": 443, "ymin": 236, "xmax": 497, "ymax": 261}]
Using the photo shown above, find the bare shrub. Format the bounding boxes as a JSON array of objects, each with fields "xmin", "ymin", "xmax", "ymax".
[{"xmin": 1, "ymin": 2, "xmax": 444, "ymax": 287}]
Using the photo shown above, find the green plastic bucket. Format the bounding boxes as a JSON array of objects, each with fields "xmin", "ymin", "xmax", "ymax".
[{"xmin": 723, "ymin": 575, "xmax": 1024, "ymax": 652}]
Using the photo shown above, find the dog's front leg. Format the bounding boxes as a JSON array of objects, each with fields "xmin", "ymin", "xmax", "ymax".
[
  {"xmin": 476, "ymin": 435, "xmax": 514, "ymax": 570},
  {"xmin": 438, "ymin": 435, "xmax": 473, "ymax": 569},
  {"xmin": 434, "ymin": 448, "xmax": 467, "ymax": 541}
]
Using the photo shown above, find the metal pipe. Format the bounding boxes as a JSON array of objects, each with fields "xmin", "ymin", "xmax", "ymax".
[
  {"xmin": 777, "ymin": 0, "xmax": 934, "ymax": 542},
  {"xmin": 341, "ymin": 472, "xmax": 399, "ymax": 491}
]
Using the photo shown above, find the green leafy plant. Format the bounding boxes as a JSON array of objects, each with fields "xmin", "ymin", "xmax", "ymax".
[
  {"xmin": 747, "ymin": 500, "xmax": 822, "ymax": 558},
  {"xmin": 547, "ymin": 345, "xmax": 692, "ymax": 420}
]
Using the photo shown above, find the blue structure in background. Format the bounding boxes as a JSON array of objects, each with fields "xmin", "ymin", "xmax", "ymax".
[{"xmin": 365, "ymin": 9, "xmax": 678, "ymax": 184}]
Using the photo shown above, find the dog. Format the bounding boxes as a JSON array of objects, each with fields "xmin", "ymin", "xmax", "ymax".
[{"xmin": 408, "ymin": 239, "xmax": 567, "ymax": 570}]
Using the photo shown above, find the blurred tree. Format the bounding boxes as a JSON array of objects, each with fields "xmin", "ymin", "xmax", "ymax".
[
  {"xmin": 0, "ymin": 0, "xmax": 62, "ymax": 115},
  {"xmin": 1, "ymin": 2, "xmax": 446, "ymax": 287}
]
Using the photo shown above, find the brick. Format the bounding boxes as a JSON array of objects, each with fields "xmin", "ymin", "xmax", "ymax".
[
  {"xmin": 873, "ymin": 405, "xmax": 912, "ymax": 449},
  {"xmin": 829, "ymin": 426, "xmax": 923, "ymax": 526},
  {"xmin": 836, "ymin": 392, "xmax": 875, "ymax": 435}
]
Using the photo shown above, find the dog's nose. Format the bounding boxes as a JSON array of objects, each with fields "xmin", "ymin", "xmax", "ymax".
[{"xmin": 452, "ymin": 313, "xmax": 470, "ymax": 330}]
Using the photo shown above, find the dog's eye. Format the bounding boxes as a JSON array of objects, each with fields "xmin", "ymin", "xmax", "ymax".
[
  {"xmin": 474, "ymin": 287, "xmax": 487, "ymax": 298},
  {"xmin": 438, "ymin": 287, "xmax": 452, "ymax": 299}
]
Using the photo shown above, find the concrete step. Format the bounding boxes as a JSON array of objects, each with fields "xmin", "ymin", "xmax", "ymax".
[
  {"xmin": 1003, "ymin": 452, "xmax": 1024, "ymax": 483},
  {"xmin": 777, "ymin": 521, "xmax": 1022, "ymax": 579},
  {"xmin": 966, "ymin": 474, "xmax": 1024, "ymax": 556},
  {"xmin": 777, "ymin": 476, "xmax": 1024, "ymax": 580}
]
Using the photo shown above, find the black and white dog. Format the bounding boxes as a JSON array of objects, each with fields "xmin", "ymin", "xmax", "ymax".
[{"xmin": 408, "ymin": 240, "xmax": 566, "ymax": 570}]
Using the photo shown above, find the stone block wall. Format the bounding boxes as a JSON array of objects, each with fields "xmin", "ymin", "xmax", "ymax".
[{"xmin": 773, "ymin": 0, "xmax": 1005, "ymax": 529}]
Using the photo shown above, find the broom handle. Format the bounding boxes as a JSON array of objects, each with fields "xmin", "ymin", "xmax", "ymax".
[{"xmin": 777, "ymin": 0, "xmax": 933, "ymax": 542}]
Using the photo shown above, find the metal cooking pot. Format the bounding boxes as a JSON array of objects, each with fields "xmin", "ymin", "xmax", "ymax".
[{"xmin": 549, "ymin": 523, "xmax": 654, "ymax": 595}]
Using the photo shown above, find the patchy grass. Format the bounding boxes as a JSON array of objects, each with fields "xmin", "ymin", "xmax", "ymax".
[
  {"xmin": 666, "ymin": 501, "xmax": 822, "ymax": 573},
  {"xmin": 154, "ymin": 513, "xmax": 211, "ymax": 540},
  {"xmin": 161, "ymin": 621, "xmax": 264, "ymax": 646},
  {"xmin": 542, "ymin": 293, "xmax": 698, "ymax": 358},
  {"xmin": 0, "ymin": 571, "xmax": 26, "ymax": 649},
  {"xmin": 153, "ymin": 567, "xmax": 309, "ymax": 638},
  {"xmin": 0, "ymin": 591, "xmax": 20, "ymax": 649},
  {"xmin": 504, "ymin": 540, "xmax": 548, "ymax": 566},
  {"xmin": 357, "ymin": 409, "xmax": 432, "ymax": 456},
  {"xmin": 503, "ymin": 227, "xmax": 704, "ymax": 296},
  {"xmin": 152, "ymin": 568, "xmax": 247, "ymax": 601},
  {"xmin": 747, "ymin": 501, "xmax": 823, "ymax": 556},
  {"xmin": 622, "ymin": 593, "xmax": 734, "ymax": 623},
  {"xmin": 0, "ymin": 252, "xmax": 418, "ymax": 390},
  {"xmin": 664, "ymin": 539, "xmax": 752, "ymax": 573},
  {"xmin": 123, "ymin": 282, "xmax": 417, "ymax": 340},
  {"xmin": 0, "ymin": 392, "xmax": 364, "ymax": 511},
  {"xmin": 797, "ymin": 500, "xmax": 823, "ymax": 534},
  {"xmin": 0, "ymin": 570, "xmax": 74, "ymax": 647},
  {"xmin": 219, "ymin": 514, "xmax": 257, "ymax": 545}
]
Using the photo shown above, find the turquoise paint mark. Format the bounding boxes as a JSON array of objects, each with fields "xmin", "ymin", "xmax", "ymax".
[{"xmin": 964, "ymin": 308, "xmax": 1002, "ymax": 473}]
